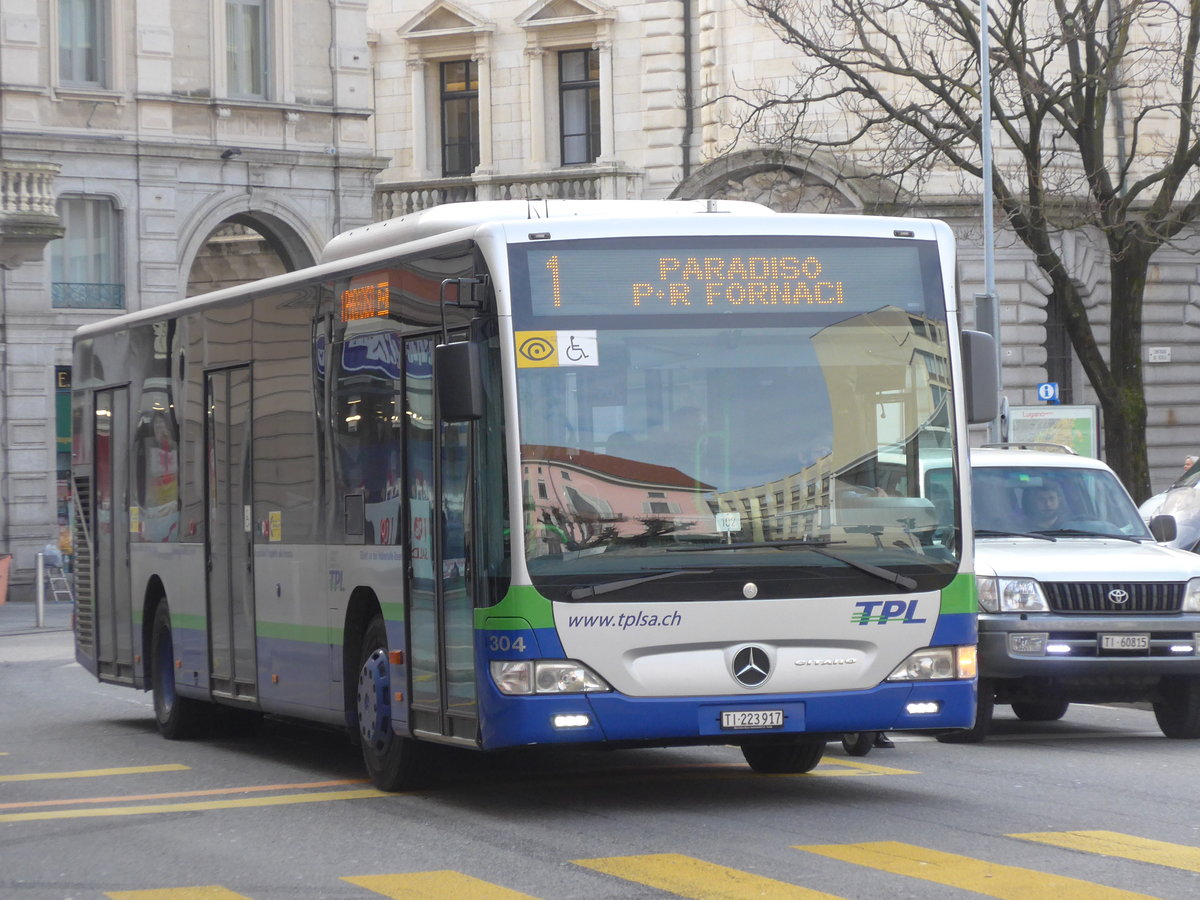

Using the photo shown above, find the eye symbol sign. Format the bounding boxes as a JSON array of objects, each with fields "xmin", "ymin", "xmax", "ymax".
[{"xmin": 519, "ymin": 335, "xmax": 556, "ymax": 363}]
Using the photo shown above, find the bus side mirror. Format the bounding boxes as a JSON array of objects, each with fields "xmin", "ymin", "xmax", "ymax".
[
  {"xmin": 962, "ymin": 330, "xmax": 998, "ymax": 425},
  {"xmin": 434, "ymin": 340, "xmax": 485, "ymax": 422},
  {"xmin": 1150, "ymin": 514, "xmax": 1177, "ymax": 543}
]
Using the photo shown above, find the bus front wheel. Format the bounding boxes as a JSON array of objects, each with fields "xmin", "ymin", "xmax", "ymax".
[
  {"xmin": 741, "ymin": 737, "xmax": 825, "ymax": 774},
  {"xmin": 356, "ymin": 615, "xmax": 434, "ymax": 791},
  {"xmin": 150, "ymin": 602, "xmax": 206, "ymax": 740}
]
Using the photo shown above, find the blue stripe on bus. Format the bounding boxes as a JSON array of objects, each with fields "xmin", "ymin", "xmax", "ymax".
[
  {"xmin": 477, "ymin": 678, "xmax": 975, "ymax": 749},
  {"xmin": 928, "ymin": 610, "xmax": 976, "ymax": 646}
]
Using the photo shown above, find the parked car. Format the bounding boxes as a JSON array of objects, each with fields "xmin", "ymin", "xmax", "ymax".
[
  {"xmin": 940, "ymin": 444, "xmax": 1200, "ymax": 742},
  {"xmin": 1146, "ymin": 462, "xmax": 1200, "ymax": 551}
]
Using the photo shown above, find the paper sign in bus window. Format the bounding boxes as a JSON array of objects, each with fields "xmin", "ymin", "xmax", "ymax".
[{"xmin": 515, "ymin": 331, "xmax": 599, "ymax": 368}]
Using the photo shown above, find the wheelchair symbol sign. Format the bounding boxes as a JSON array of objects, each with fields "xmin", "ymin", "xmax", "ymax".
[{"xmin": 1036, "ymin": 382, "xmax": 1059, "ymax": 403}]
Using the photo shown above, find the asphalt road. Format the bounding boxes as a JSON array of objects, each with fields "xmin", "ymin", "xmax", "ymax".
[{"xmin": 4, "ymin": 609, "xmax": 1200, "ymax": 900}]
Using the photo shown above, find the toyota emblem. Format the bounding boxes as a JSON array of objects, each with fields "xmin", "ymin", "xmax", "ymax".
[
  {"xmin": 732, "ymin": 646, "xmax": 771, "ymax": 687},
  {"xmin": 1107, "ymin": 588, "xmax": 1130, "ymax": 605}
]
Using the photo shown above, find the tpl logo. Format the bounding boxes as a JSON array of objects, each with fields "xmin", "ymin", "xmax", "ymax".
[{"xmin": 852, "ymin": 599, "xmax": 927, "ymax": 625}]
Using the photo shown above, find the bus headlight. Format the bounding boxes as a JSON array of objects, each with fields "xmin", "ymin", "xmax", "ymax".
[
  {"xmin": 886, "ymin": 645, "xmax": 976, "ymax": 681},
  {"xmin": 490, "ymin": 660, "xmax": 611, "ymax": 695}
]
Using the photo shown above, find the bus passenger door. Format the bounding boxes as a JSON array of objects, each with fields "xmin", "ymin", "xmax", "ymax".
[
  {"xmin": 205, "ymin": 366, "xmax": 257, "ymax": 702},
  {"xmin": 405, "ymin": 335, "xmax": 478, "ymax": 743},
  {"xmin": 93, "ymin": 387, "xmax": 135, "ymax": 683}
]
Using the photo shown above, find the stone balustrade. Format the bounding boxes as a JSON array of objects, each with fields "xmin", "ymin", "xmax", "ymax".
[
  {"xmin": 0, "ymin": 160, "xmax": 63, "ymax": 269},
  {"xmin": 375, "ymin": 165, "xmax": 643, "ymax": 221}
]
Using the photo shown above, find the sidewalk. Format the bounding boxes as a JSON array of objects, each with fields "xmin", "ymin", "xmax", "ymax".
[{"xmin": 0, "ymin": 598, "xmax": 75, "ymax": 636}]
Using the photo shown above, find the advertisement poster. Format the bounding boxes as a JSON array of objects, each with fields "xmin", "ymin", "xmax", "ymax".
[{"xmin": 1007, "ymin": 405, "xmax": 1099, "ymax": 457}]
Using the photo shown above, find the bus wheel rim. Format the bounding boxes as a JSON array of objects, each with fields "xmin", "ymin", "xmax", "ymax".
[{"xmin": 357, "ymin": 649, "xmax": 391, "ymax": 746}]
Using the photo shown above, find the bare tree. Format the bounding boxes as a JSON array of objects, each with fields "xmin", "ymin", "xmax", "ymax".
[{"xmin": 734, "ymin": 0, "xmax": 1200, "ymax": 499}]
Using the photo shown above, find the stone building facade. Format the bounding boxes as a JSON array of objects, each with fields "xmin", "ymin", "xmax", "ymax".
[
  {"xmin": 0, "ymin": 0, "xmax": 383, "ymax": 587},
  {"xmin": 368, "ymin": 0, "xmax": 1200, "ymax": 496}
]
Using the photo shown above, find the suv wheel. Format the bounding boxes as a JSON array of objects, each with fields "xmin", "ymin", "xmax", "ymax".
[
  {"xmin": 1010, "ymin": 699, "xmax": 1069, "ymax": 722},
  {"xmin": 1154, "ymin": 676, "xmax": 1200, "ymax": 738}
]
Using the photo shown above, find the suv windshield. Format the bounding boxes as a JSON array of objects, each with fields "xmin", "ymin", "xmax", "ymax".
[
  {"xmin": 508, "ymin": 234, "xmax": 962, "ymax": 601},
  {"xmin": 972, "ymin": 464, "xmax": 1150, "ymax": 539}
]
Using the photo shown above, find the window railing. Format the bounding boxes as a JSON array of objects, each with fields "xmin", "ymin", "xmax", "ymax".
[
  {"xmin": 375, "ymin": 166, "xmax": 643, "ymax": 220},
  {"xmin": 52, "ymin": 282, "xmax": 125, "ymax": 309}
]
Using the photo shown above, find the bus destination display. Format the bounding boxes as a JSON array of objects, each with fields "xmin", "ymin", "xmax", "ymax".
[{"xmin": 521, "ymin": 240, "xmax": 932, "ymax": 318}]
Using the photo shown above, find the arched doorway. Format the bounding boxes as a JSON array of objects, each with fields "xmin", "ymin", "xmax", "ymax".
[
  {"xmin": 186, "ymin": 213, "xmax": 316, "ymax": 297},
  {"xmin": 672, "ymin": 149, "xmax": 864, "ymax": 213}
]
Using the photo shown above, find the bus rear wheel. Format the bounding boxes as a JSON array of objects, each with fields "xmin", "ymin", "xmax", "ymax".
[
  {"xmin": 741, "ymin": 737, "xmax": 825, "ymax": 774},
  {"xmin": 150, "ymin": 602, "xmax": 206, "ymax": 740},
  {"xmin": 356, "ymin": 615, "xmax": 434, "ymax": 791}
]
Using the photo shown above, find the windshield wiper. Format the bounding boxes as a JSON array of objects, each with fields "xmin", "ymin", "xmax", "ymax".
[
  {"xmin": 667, "ymin": 539, "xmax": 917, "ymax": 591},
  {"xmin": 1034, "ymin": 528, "xmax": 1143, "ymax": 543},
  {"xmin": 975, "ymin": 528, "xmax": 1057, "ymax": 542},
  {"xmin": 569, "ymin": 569, "xmax": 714, "ymax": 601}
]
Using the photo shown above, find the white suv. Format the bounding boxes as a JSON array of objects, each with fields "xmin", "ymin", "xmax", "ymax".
[{"xmin": 940, "ymin": 444, "xmax": 1200, "ymax": 742}]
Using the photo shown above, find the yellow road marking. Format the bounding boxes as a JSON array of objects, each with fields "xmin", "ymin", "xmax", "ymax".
[
  {"xmin": 0, "ymin": 788, "xmax": 388, "ymax": 823},
  {"xmin": 1012, "ymin": 831, "xmax": 1200, "ymax": 873},
  {"xmin": 811, "ymin": 758, "xmax": 917, "ymax": 776},
  {"xmin": 0, "ymin": 764, "xmax": 190, "ymax": 783},
  {"xmin": 344, "ymin": 872, "xmax": 537, "ymax": 899},
  {"xmin": 0, "ymin": 778, "xmax": 369, "ymax": 811},
  {"xmin": 575, "ymin": 853, "xmax": 845, "ymax": 899},
  {"xmin": 107, "ymin": 888, "xmax": 250, "ymax": 900},
  {"xmin": 798, "ymin": 841, "xmax": 1159, "ymax": 899}
]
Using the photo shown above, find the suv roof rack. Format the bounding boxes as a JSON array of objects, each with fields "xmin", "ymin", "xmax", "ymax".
[{"xmin": 980, "ymin": 441, "xmax": 1078, "ymax": 455}]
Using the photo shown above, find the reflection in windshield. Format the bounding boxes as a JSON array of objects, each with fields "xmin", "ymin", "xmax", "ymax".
[{"xmin": 516, "ymin": 307, "xmax": 959, "ymax": 595}]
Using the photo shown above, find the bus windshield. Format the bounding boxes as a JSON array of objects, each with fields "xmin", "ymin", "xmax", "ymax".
[{"xmin": 509, "ymin": 235, "xmax": 959, "ymax": 602}]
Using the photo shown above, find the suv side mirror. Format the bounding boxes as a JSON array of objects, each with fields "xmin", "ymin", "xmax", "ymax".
[
  {"xmin": 1150, "ymin": 514, "xmax": 1177, "ymax": 543},
  {"xmin": 962, "ymin": 330, "xmax": 999, "ymax": 425}
]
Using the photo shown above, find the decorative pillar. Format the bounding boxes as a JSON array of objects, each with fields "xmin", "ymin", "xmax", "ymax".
[
  {"xmin": 408, "ymin": 58, "xmax": 428, "ymax": 177},
  {"xmin": 474, "ymin": 51, "xmax": 493, "ymax": 175},
  {"xmin": 595, "ymin": 39, "xmax": 615, "ymax": 163},
  {"xmin": 525, "ymin": 47, "xmax": 546, "ymax": 171}
]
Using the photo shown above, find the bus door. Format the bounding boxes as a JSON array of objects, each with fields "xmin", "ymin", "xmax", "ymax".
[
  {"xmin": 205, "ymin": 366, "xmax": 257, "ymax": 702},
  {"xmin": 404, "ymin": 335, "xmax": 478, "ymax": 743},
  {"xmin": 93, "ymin": 387, "xmax": 134, "ymax": 683}
]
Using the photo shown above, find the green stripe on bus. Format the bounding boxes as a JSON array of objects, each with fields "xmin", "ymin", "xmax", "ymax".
[
  {"xmin": 257, "ymin": 621, "xmax": 340, "ymax": 644},
  {"xmin": 940, "ymin": 572, "xmax": 977, "ymax": 614},
  {"xmin": 171, "ymin": 613, "xmax": 207, "ymax": 631},
  {"xmin": 475, "ymin": 584, "xmax": 554, "ymax": 630}
]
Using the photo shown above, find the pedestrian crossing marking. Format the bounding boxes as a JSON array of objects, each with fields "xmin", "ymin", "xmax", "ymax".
[
  {"xmin": 107, "ymin": 888, "xmax": 250, "ymax": 900},
  {"xmin": 574, "ymin": 852, "xmax": 845, "ymax": 899},
  {"xmin": 343, "ymin": 872, "xmax": 537, "ymax": 899},
  {"xmin": 797, "ymin": 841, "xmax": 1158, "ymax": 899},
  {"xmin": 1012, "ymin": 831, "xmax": 1200, "ymax": 873}
]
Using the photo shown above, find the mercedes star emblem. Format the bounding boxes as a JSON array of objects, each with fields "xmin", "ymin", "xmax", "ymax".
[{"xmin": 732, "ymin": 646, "xmax": 770, "ymax": 687}]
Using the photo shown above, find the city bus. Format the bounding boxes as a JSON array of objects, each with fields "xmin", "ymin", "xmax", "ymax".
[{"xmin": 71, "ymin": 199, "xmax": 997, "ymax": 790}]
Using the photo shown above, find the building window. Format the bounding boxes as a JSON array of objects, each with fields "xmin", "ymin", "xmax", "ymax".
[
  {"xmin": 441, "ymin": 60, "xmax": 479, "ymax": 177},
  {"xmin": 58, "ymin": 0, "xmax": 108, "ymax": 87},
  {"xmin": 51, "ymin": 196, "xmax": 123, "ymax": 309},
  {"xmin": 226, "ymin": 0, "xmax": 268, "ymax": 99},
  {"xmin": 559, "ymin": 48, "xmax": 599, "ymax": 165}
]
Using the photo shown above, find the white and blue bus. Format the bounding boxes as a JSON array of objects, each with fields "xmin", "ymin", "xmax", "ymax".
[{"xmin": 71, "ymin": 200, "xmax": 996, "ymax": 789}]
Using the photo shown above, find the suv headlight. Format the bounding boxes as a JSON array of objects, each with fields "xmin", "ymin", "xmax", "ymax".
[
  {"xmin": 977, "ymin": 575, "xmax": 1049, "ymax": 613},
  {"xmin": 490, "ymin": 659, "xmax": 611, "ymax": 695},
  {"xmin": 1184, "ymin": 578, "xmax": 1200, "ymax": 612}
]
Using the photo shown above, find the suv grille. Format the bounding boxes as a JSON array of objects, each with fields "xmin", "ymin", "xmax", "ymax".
[{"xmin": 1042, "ymin": 582, "xmax": 1184, "ymax": 614}]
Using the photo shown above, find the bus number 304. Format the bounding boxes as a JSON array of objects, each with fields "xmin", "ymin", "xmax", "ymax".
[{"xmin": 488, "ymin": 635, "xmax": 528, "ymax": 652}]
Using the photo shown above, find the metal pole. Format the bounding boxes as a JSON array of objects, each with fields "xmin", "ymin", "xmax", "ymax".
[
  {"xmin": 980, "ymin": 0, "xmax": 1003, "ymax": 442},
  {"xmin": 35, "ymin": 551, "xmax": 44, "ymax": 628}
]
